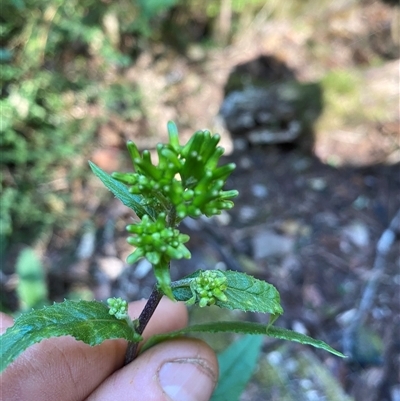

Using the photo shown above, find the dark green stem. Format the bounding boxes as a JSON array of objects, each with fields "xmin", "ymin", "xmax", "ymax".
[
  {"xmin": 167, "ymin": 205, "xmax": 177, "ymax": 227},
  {"xmin": 125, "ymin": 208, "xmax": 177, "ymax": 364},
  {"xmin": 124, "ymin": 286, "xmax": 164, "ymax": 365}
]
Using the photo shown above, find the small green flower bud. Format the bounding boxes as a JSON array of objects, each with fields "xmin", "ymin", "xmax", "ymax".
[
  {"xmin": 127, "ymin": 248, "xmax": 144, "ymax": 264},
  {"xmin": 126, "ymin": 212, "xmax": 191, "ymax": 266},
  {"xmin": 167, "ymin": 120, "xmax": 181, "ymax": 151},
  {"xmin": 199, "ymin": 297, "xmax": 210, "ymax": 308},
  {"xmin": 127, "ymin": 141, "xmax": 141, "ymax": 165},
  {"xmin": 213, "ymin": 288, "xmax": 228, "ymax": 302},
  {"xmin": 107, "ymin": 297, "xmax": 128, "ymax": 320},
  {"xmin": 189, "ymin": 270, "xmax": 228, "ymax": 307}
]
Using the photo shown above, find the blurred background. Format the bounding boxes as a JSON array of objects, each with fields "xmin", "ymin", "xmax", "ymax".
[{"xmin": 1, "ymin": 1, "xmax": 399, "ymax": 400}]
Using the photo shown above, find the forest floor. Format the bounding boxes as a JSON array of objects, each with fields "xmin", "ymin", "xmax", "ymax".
[{"xmin": 4, "ymin": 1, "xmax": 400, "ymax": 400}]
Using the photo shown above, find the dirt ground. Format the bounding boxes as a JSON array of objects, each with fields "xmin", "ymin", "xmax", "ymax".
[{"xmin": 4, "ymin": 1, "xmax": 399, "ymax": 400}]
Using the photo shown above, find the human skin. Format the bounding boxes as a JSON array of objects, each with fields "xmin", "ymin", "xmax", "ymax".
[{"xmin": 0, "ymin": 298, "xmax": 218, "ymax": 401}]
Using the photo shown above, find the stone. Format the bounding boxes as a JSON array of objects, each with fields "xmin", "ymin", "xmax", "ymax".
[
  {"xmin": 251, "ymin": 229, "xmax": 295, "ymax": 259},
  {"xmin": 98, "ymin": 257, "xmax": 125, "ymax": 280},
  {"xmin": 342, "ymin": 221, "xmax": 369, "ymax": 248}
]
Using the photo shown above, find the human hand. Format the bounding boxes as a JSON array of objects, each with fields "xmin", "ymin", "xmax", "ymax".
[{"xmin": 0, "ymin": 298, "xmax": 218, "ymax": 401}]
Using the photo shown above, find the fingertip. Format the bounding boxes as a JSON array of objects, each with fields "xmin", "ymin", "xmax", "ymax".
[
  {"xmin": 128, "ymin": 297, "xmax": 188, "ymax": 341},
  {"xmin": 157, "ymin": 338, "xmax": 219, "ymax": 401},
  {"xmin": 87, "ymin": 338, "xmax": 218, "ymax": 401}
]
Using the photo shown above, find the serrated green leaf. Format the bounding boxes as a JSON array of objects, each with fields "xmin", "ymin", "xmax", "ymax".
[
  {"xmin": 211, "ymin": 335, "xmax": 263, "ymax": 401},
  {"xmin": 88, "ymin": 161, "xmax": 155, "ymax": 220},
  {"xmin": 171, "ymin": 270, "xmax": 283, "ymax": 316},
  {"xmin": 220, "ymin": 271, "xmax": 283, "ymax": 315},
  {"xmin": 0, "ymin": 300, "xmax": 141, "ymax": 373},
  {"xmin": 141, "ymin": 321, "xmax": 345, "ymax": 358}
]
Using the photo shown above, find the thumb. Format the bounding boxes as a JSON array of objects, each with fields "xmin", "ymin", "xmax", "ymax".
[{"xmin": 86, "ymin": 338, "xmax": 218, "ymax": 401}]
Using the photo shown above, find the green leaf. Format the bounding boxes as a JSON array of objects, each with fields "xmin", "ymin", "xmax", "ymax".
[
  {"xmin": 221, "ymin": 271, "xmax": 283, "ymax": 315},
  {"xmin": 154, "ymin": 262, "xmax": 174, "ymax": 300},
  {"xmin": 172, "ymin": 270, "xmax": 284, "ymax": 316},
  {"xmin": 141, "ymin": 321, "xmax": 346, "ymax": 358},
  {"xmin": 0, "ymin": 300, "xmax": 141, "ymax": 373},
  {"xmin": 88, "ymin": 161, "xmax": 155, "ymax": 220},
  {"xmin": 211, "ymin": 335, "xmax": 263, "ymax": 401},
  {"xmin": 16, "ymin": 247, "xmax": 48, "ymax": 310}
]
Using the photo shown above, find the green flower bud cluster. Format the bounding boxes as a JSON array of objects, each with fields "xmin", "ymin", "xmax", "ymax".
[
  {"xmin": 107, "ymin": 297, "xmax": 128, "ymax": 320},
  {"xmin": 112, "ymin": 121, "xmax": 238, "ymax": 220},
  {"xmin": 189, "ymin": 270, "xmax": 228, "ymax": 307},
  {"xmin": 126, "ymin": 213, "xmax": 191, "ymax": 265}
]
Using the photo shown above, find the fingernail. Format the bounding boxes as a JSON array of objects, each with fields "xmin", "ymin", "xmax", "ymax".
[{"xmin": 158, "ymin": 359, "xmax": 216, "ymax": 401}]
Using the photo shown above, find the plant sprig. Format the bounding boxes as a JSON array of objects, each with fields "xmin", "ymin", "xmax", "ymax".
[
  {"xmin": 0, "ymin": 121, "xmax": 345, "ymax": 376},
  {"xmin": 113, "ymin": 121, "xmax": 238, "ymax": 221},
  {"xmin": 111, "ymin": 121, "xmax": 238, "ymax": 298}
]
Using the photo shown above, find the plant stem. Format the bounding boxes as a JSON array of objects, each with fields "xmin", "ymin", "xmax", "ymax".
[
  {"xmin": 167, "ymin": 205, "xmax": 177, "ymax": 226},
  {"xmin": 124, "ymin": 286, "xmax": 163, "ymax": 365}
]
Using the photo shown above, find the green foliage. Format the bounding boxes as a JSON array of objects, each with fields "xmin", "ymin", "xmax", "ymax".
[
  {"xmin": 16, "ymin": 248, "xmax": 48, "ymax": 310},
  {"xmin": 1, "ymin": 0, "xmax": 276, "ymax": 244},
  {"xmin": 211, "ymin": 335, "xmax": 263, "ymax": 401},
  {"xmin": 126, "ymin": 213, "xmax": 191, "ymax": 265},
  {"xmin": 0, "ymin": 121, "xmax": 344, "ymax": 379},
  {"xmin": 88, "ymin": 161, "xmax": 153, "ymax": 220},
  {"xmin": 1, "ymin": 1, "xmax": 103, "ymax": 241},
  {"xmin": 0, "ymin": 299, "xmax": 142, "ymax": 373},
  {"xmin": 106, "ymin": 121, "xmax": 238, "ymax": 295},
  {"xmin": 319, "ymin": 69, "xmax": 365, "ymax": 129},
  {"xmin": 2, "ymin": 0, "xmax": 180, "ymax": 244},
  {"xmin": 140, "ymin": 321, "xmax": 346, "ymax": 357},
  {"xmin": 103, "ymin": 83, "xmax": 143, "ymax": 120},
  {"xmin": 113, "ymin": 122, "xmax": 238, "ymax": 220},
  {"xmin": 172, "ymin": 270, "xmax": 283, "ymax": 319}
]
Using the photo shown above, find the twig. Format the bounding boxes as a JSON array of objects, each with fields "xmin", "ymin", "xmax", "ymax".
[{"xmin": 343, "ymin": 208, "xmax": 400, "ymax": 359}]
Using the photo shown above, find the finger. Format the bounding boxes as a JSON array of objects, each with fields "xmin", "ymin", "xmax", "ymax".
[
  {"xmin": 86, "ymin": 338, "xmax": 218, "ymax": 401},
  {"xmin": 1, "ymin": 298, "xmax": 187, "ymax": 401},
  {"xmin": 128, "ymin": 297, "xmax": 188, "ymax": 342},
  {"xmin": 0, "ymin": 312, "xmax": 14, "ymax": 333}
]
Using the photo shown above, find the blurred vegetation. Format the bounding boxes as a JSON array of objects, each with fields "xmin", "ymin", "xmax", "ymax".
[
  {"xmin": 0, "ymin": 0, "xmax": 271, "ymax": 252},
  {"xmin": 15, "ymin": 247, "xmax": 48, "ymax": 310}
]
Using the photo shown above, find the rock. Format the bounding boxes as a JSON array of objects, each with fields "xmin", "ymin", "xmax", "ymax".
[
  {"xmin": 97, "ymin": 257, "xmax": 125, "ymax": 280},
  {"xmin": 336, "ymin": 309, "xmax": 358, "ymax": 326},
  {"xmin": 219, "ymin": 55, "xmax": 322, "ymax": 149},
  {"xmin": 76, "ymin": 224, "xmax": 96, "ymax": 260},
  {"xmin": 292, "ymin": 320, "xmax": 308, "ymax": 335},
  {"xmin": 238, "ymin": 205, "xmax": 258, "ymax": 223},
  {"xmin": 251, "ymin": 229, "xmax": 295, "ymax": 259},
  {"xmin": 307, "ymin": 177, "xmax": 327, "ymax": 191},
  {"xmin": 251, "ymin": 183, "xmax": 269, "ymax": 199},
  {"xmin": 342, "ymin": 221, "xmax": 369, "ymax": 248},
  {"xmin": 213, "ymin": 210, "xmax": 231, "ymax": 226},
  {"xmin": 133, "ymin": 259, "xmax": 152, "ymax": 279},
  {"xmin": 220, "ymin": 82, "xmax": 321, "ymax": 147}
]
